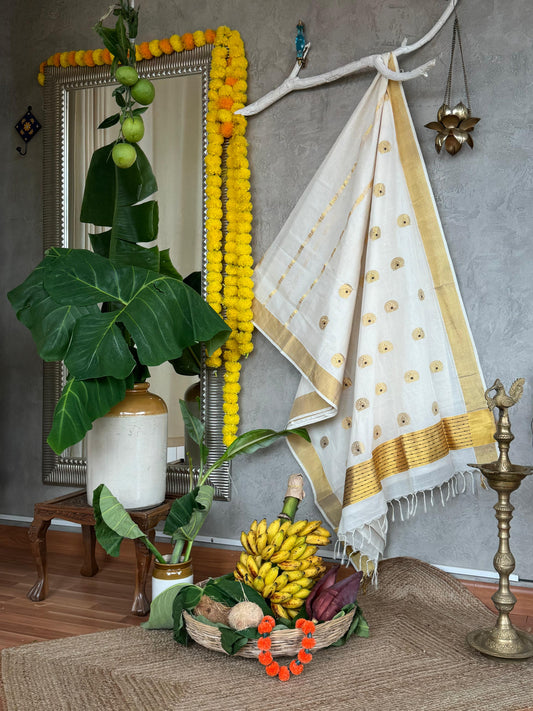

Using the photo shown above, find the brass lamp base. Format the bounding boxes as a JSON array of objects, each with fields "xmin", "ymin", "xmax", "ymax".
[
  {"xmin": 467, "ymin": 627, "xmax": 533, "ymax": 660},
  {"xmin": 466, "ymin": 378, "xmax": 533, "ymax": 660}
]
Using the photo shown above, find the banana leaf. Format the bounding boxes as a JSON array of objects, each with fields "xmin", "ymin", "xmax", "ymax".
[
  {"xmin": 47, "ymin": 376, "xmax": 128, "ymax": 453},
  {"xmin": 92, "ymin": 484, "xmax": 148, "ymax": 557},
  {"xmin": 164, "ymin": 485, "xmax": 214, "ymax": 543},
  {"xmin": 41, "ymin": 249, "xmax": 230, "ymax": 380}
]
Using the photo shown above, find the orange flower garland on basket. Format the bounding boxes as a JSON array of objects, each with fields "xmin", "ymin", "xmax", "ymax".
[
  {"xmin": 37, "ymin": 27, "xmax": 254, "ymax": 446},
  {"xmin": 257, "ymin": 616, "xmax": 316, "ymax": 681}
]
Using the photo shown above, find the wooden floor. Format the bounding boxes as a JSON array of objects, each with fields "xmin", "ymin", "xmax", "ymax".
[{"xmin": 0, "ymin": 523, "xmax": 532, "ymax": 651}]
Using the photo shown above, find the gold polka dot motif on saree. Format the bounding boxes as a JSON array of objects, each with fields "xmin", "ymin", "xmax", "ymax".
[
  {"xmin": 397, "ymin": 412, "xmax": 411, "ymax": 426},
  {"xmin": 338, "ymin": 284, "xmax": 353, "ymax": 298},
  {"xmin": 343, "ymin": 377, "xmax": 353, "ymax": 389},
  {"xmin": 342, "ymin": 417, "xmax": 352, "ymax": 429},
  {"xmin": 397, "ymin": 214, "xmax": 411, "ymax": 227},
  {"xmin": 391, "ymin": 257, "xmax": 405, "ymax": 270},
  {"xmin": 373, "ymin": 183, "xmax": 386, "ymax": 197},
  {"xmin": 432, "ymin": 401, "xmax": 439, "ymax": 415},
  {"xmin": 369, "ymin": 226, "xmax": 381, "ymax": 240},
  {"xmin": 378, "ymin": 140, "xmax": 392, "ymax": 154},
  {"xmin": 375, "ymin": 382, "xmax": 387, "ymax": 395},
  {"xmin": 404, "ymin": 370, "xmax": 420, "ymax": 383},
  {"xmin": 418, "ymin": 289, "xmax": 425, "ymax": 300},
  {"xmin": 319, "ymin": 315, "xmax": 329, "ymax": 329},
  {"xmin": 355, "ymin": 398, "xmax": 370, "ymax": 411},
  {"xmin": 412, "ymin": 327, "xmax": 425, "ymax": 340},
  {"xmin": 373, "ymin": 425, "xmax": 382, "ymax": 440},
  {"xmin": 430, "ymin": 360, "xmax": 444, "ymax": 373},
  {"xmin": 358, "ymin": 354, "xmax": 373, "ymax": 368},
  {"xmin": 331, "ymin": 353, "xmax": 345, "ymax": 368},
  {"xmin": 351, "ymin": 441, "xmax": 365, "ymax": 456},
  {"xmin": 320, "ymin": 436, "xmax": 329, "ymax": 448},
  {"xmin": 362, "ymin": 312, "xmax": 376, "ymax": 326},
  {"xmin": 378, "ymin": 341, "xmax": 394, "ymax": 353},
  {"xmin": 365, "ymin": 270, "xmax": 379, "ymax": 283},
  {"xmin": 384, "ymin": 300, "xmax": 399, "ymax": 312}
]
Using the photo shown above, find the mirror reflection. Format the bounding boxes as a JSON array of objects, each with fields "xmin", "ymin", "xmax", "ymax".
[{"xmin": 67, "ymin": 74, "xmax": 203, "ymax": 457}]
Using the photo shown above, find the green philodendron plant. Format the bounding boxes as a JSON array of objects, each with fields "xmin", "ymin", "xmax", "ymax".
[
  {"xmin": 8, "ymin": 1, "xmax": 230, "ymax": 454},
  {"xmin": 92, "ymin": 401, "xmax": 310, "ymax": 566}
]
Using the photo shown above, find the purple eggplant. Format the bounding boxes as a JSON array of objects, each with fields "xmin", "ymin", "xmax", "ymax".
[
  {"xmin": 305, "ymin": 565, "xmax": 339, "ymax": 618},
  {"xmin": 310, "ymin": 570, "xmax": 363, "ymax": 622}
]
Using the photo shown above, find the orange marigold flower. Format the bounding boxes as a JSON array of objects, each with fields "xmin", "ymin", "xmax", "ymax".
[
  {"xmin": 138, "ymin": 41, "xmax": 152, "ymax": 60},
  {"xmin": 159, "ymin": 38, "xmax": 173, "ymax": 54},
  {"xmin": 258, "ymin": 650, "xmax": 273, "ymax": 666},
  {"xmin": 53, "ymin": 52, "xmax": 61, "ymax": 67},
  {"xmin": 182, "ymin": 33, "xmax": 195, "ymax": 50},
  {"xmin": 257, "ymin": 636, "xmax": 271, "ymax": 651},
  {"xmin": 278, "ymin": 666, "xmax": 290, "ymax": 682},
  {"xmin": 301, "ymin": 637, "xmax": 316, "ymax": 650},
  {"xmin": 289, "ymin": 660, "xmax": 304, "ymax": 675},
  {"xmin": 225, "ymin": 76, "xmax": 238, "ymax": 86},
  {"xmin": 39, "ymin": 62, "xmax": 46, "ymax": 74},
  {"xmin": 258, "ymin": 616, "xmax": 275, "ymax": 631},
  {"xmin": 219, "ymin": 96, "xmax": 234, "ymax": 110},
  {"xmin": 265, "ymin": 661, "xmax": 280, "ymax": 677},
  {"xmin": 84, "ymin": 50, "xmax": 95, "ymax": 67},
  {"xmin": 296, "ymin": 619, "xmax": 316, "ymax": 635},
  {"xmin": 297, "ymin": 649, "xmax": 313, "ymax": 665},
  {"xmin": 102, "ymin": 48, "xmax": 112, "ymax": 65},
  {"xmin": 205, "ymin": 29, "xmax": 216, "ymax": 44},
  {"xmin": 220, "ymin": 122, "xmax": 234, "ymax": 138}
]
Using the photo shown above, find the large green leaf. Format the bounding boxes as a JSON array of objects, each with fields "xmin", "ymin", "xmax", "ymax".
[
  {"xmin": 163, "ymin": 485, "xmax": 214, "ymax": 542},
  {"xmin": 80, "ymin": 143, "xmax": 157, "ymax": 227},
  {"xmin": 47, "ymin": 376, "xmax": 127, "ymax": 454},
  {"xmin": 7, "ymin": 258, "xmax": 97, "ymax": 362},
  {"xmin": 113, "ymin": 200, "xmax": 159, "ymax": 244},
  {"xmin": 93, "ymin": 484, "xmax": 146, "ymax": 557},
  {"xmin": 208, "ymin": 427, "xmax": 311, "ymax": 473},
  {"xmin": 43, "ymin": 250, "xmax": 230, "ymax": 379}
]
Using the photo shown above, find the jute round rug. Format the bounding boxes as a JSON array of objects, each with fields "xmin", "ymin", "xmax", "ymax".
[{"xmin": 2, "ymin": 557, "xmax": 532, "ymax": 711}]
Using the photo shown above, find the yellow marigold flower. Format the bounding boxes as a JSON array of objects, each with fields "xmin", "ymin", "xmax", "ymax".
[
  {"xmin": 135, "ymin": 45, "xmax": 142, "ymax": 61},
  {"xmin": 60, "ymin": 52, "xmax": 70, "ymax": 68},
  {"xmin": 149, "ymin": 39, "xmax": 163, "ymax": 57},
  {"xmin": 239, "ymin": 342, "xmax": 254, "ymax": 356},
  {"xmin": 193, "ymin": 30, "xmax": 206, "ymax": 47},
  {"xmin": 37, "ymin": 72, "xmax": 45, "ymax": 86},
  {"xmin": 169, "ymin": 34, "xmax": 183, "ymax": 52},
  {"xmin": 223, "ymin": 403, "xmax": 239, "ymax": 416},
  {"xmin": 75, "ymin": 50, "xmax": 86, "ymax": 66},
  {"xmin": 47, "ymin": 55, "xmax": 54, "ymax": 66},
  {"xmin": 93, "ymin": 48, "xmax": 105, "ymax": 65}
]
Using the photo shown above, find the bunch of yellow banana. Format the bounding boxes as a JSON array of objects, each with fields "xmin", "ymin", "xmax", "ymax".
[{"xmin": 234, "ymin": 517, "xmax": 331, "ymax": 620}]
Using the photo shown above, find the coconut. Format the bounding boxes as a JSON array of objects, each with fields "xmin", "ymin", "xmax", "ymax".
[
  {"xmin": 227, "ymin": 601, "xmax": 264, "ymax": 631},
  {"xmin": 193, "ymin": 595, "xmax": 232, "ymax": 625}
]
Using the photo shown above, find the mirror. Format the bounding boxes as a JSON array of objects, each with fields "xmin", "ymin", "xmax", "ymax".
[{"xmin": 41, "ymin": 46, "xmax": 231, "ymax": 500}]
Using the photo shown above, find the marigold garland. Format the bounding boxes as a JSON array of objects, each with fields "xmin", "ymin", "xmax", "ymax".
[
  {"xmin": 257, "ymin": 616, "xmax": 316, "ymax": 681},
  {"xmin": 37, "ymin": 26, "xmax": 254, "ymax": 446}
]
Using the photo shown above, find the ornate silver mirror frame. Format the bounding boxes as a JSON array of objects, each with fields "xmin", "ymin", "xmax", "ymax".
[{"xmin": 41, "ymin": 45, "xmax": 231, "ymax": 500}]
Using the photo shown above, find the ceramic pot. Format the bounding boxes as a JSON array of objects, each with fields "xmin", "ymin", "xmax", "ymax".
[
  {"xmin": 86, "ymin": 382, "xmax": 168, "ymax": 509},
  {"xmin": 152, "ymin": 555, "xmax": 194, "ymax": 601}
]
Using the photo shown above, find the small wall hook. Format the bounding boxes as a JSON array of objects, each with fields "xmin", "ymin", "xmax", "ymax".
[{"xmin": 15, "ymin": 106, "xmax": 42, "ymax": 157}]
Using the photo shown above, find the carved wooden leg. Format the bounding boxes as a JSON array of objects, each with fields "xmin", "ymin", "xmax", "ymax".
[
  {"xmin": 80, "ymin": 525, "xmax": 99, "ymax": 577},
  {"xmin": 27, "ymin": 516, "xmax": 51, "ymax": 601},
  {"xmin": 131, "ymin": 530, "xmax": 154, "ymax": 616}
]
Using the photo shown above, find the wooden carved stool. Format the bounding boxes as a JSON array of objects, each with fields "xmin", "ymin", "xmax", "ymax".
[{"xmin": 27, "ymin": 490, "xmax": 173, "ymax": 616}]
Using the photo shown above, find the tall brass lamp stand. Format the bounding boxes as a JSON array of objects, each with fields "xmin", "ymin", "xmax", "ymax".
[{"xmin": 467, "ymin": 378, "xmax": 533, "ymax": 659}]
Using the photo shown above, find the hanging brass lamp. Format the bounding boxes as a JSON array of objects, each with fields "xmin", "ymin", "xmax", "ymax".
[{"xmin": 425, "ymin": 14, "xmax": 480, "ymax": 155}]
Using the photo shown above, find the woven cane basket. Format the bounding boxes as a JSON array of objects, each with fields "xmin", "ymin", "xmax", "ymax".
[{"xmin": 183, "ymin": 606, "xmax": 355, "ymax": 658}]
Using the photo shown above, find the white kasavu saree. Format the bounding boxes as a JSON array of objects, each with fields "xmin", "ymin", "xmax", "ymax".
[{"xmin": 252, "ymin": 57, "xmax": 495, "ymax": 573}]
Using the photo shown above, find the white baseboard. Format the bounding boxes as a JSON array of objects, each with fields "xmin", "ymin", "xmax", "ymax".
[{"xmin": 0, "ymin": 513, "xmax": 520, "ymax": 583}]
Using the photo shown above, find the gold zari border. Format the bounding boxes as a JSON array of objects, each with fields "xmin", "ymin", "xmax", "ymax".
[{"xmin": 343, "ymin": 410, "xmax": 495, "ymax": 507}]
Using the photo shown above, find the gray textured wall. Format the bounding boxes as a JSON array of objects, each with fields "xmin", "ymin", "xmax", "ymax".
[{"xmin": 2, "ymin": 1, "xmax": 532, "ymax": 577}]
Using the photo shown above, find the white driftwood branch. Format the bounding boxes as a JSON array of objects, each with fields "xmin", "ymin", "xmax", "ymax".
[{"xmin": 236, "ymin": 0, "xmax": 459, "ymax": 117}]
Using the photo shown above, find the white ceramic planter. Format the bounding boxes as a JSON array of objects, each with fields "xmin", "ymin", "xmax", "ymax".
[
  {"xmin": 152, "ymin": 555, "xmax": 194, "ymax": 601},
  {"xmin": 86, "ymin": 382, "xmax": 168, "ymax": 509}
]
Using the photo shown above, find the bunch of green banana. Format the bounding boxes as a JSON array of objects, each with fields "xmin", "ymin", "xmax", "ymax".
[{"xmin": 234, "ymin": 517, "xmax": 332, "ymax": 620}]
